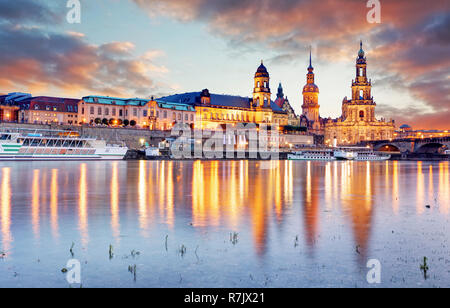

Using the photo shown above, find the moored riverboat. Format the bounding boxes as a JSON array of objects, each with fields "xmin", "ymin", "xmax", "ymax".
[{"xmin": 0, "ymin": 129, "xmax": 128, "ymax": 161}]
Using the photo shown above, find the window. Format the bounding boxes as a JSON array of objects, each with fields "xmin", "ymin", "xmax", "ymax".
[
  {"xmin": 190, "ymin": 114, "xmax": 194, "ymax": 122},
  {"xmin": 359, "ymin": 110, "xmax": 365, "ymax": 118},
  {"xmin": 35, "ymin": 105, "xmax": 40, "ymax": 110},
  {"xmin": 98, "ymin": 107, "xmax": 102, "ymax": 115},
  {"xmin": 133, "ymin": 108, "xmax": 137, "ymax": 117},
  {"xmin": 119, "ymin": 110, "xmax": 123, "ymax": 117},
  {"xmin": 178, "ymin": 113, "xmax": 181, "ymax": 121},
  {"xmin": 90, "ymin": 107, "xmax": 95, "ymax": 115},
  {"xmin": 143, "ymin": 110, "xmax": 148, "ymax": 117},
  {"xmin": 46, "ymin": 106, "xmax": 50, "ymax": 111},
  {"xmin": 105, "ymin": 108, "xmax": 109, "ymax": 116},
  {"xmin": 185, "ymin": 114, "xmax": 188, "ymax": 121},
  {"xmin": 163, "ymin": 111, "xmax": 167, "ymax": 118},
  {"xmin": 81, "ymin": 108, "xmax": 84, "ymax": 114},
  {"xmin": 112, "ymin": 108, "xmax": 116, "ymax": 116}
]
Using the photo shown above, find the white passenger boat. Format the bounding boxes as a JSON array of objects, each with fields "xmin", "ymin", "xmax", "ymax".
[
  {"xmin": 333, "ymin": 150, "xmax": 358, "ymax": 160},
  {"xmin": 334, "ymin": 147, "xmax": 390, "ymax": 161},
  {"xmin": 288, "ymin": 149, "xmax": 336, "ymax": 161},
  {"xmin": 0, "ymin": 129, "xmax": 128, "ymax": 161}
]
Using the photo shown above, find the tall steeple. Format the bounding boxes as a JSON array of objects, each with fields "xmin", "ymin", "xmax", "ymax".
[
  {"xmin": 302, "ymin": 49, "xmax": 320, "ymax": 126},
  {"xmin": 308, "ymin": 47, "xmax": 313, "ymax": 70},
  {"xmin": 353, "ymin": 40, "xmax": 371, "ymax": 101},
  {"xmin": 307, "ymin": 47, "xmax": 315, "ymax": 84},
  {"xmin": 342, "ymin": 40, "xmax": 375, "ymax": 122}
]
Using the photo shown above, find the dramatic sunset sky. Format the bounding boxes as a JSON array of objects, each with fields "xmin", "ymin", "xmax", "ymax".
[{"xmin": 0, "ymin": 0, "xmax": 448, "ymax": 129}]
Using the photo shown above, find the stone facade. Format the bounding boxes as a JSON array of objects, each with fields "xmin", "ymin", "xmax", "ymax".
[
  {"xmin": 156, "ymin": 62, "xmax": 292, "ymax": 130},
  {"xmin": 79, "ymin": 96, "xmax": 150, "ymax": 127},
  {"xmin": 274, "ymin": 83, "xmax": 300, "ymax": 127},
  {"xmin": 324, "ymin": 42, "xmax": 395, "ymax": 145},
  {"xmin": 147, "ymin": 100, "xmax": 196, "ymax": 130}
]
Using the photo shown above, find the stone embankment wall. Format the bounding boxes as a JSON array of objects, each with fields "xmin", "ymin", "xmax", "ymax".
[{"xmin": 0, "ymin": 123, "xmax": 171, "ymax": 149}]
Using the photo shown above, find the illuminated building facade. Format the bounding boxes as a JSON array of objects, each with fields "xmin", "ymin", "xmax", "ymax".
[
  {"xmin": 324, "ymin": 42, "xmax": 395, "ymax": 145},
  {"xmin": 16, "ymin": 96, "xmax": 79, "ymax": 125},
  {"xmin": 79, "ymin": 96, "xmax": 150, "ymax": 127},
  {"xmin": 147, "ymin": 100, "xmax": 196, "ymax": 131},
  {"xmin": 0, "ymin": 94, "xmax": 22, "ymax": 122},
  {"xmin": 155, "ymin": 62, "xmax": 290, "ymax": 130}
]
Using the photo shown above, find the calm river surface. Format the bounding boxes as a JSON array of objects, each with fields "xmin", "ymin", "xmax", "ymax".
[{"xmin": 0, "ymin": 160, "xmax": 449, "ymax": 288}]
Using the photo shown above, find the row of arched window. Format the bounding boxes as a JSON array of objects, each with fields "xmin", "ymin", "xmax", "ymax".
[{"xmin": 256, "ymin": 81, "xmax": 269, "ymax": 88}]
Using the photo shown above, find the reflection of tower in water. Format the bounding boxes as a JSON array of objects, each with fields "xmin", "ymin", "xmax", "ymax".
[
  {"xmin": 302, "ymin": 162, "xmax": 321, "ymax": 253},
  {"xmin": 341, "ymin": 162, "xmax": 375, "ymax": 262}
]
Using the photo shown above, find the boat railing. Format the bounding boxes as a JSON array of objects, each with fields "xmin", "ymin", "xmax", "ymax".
[{"xmin": 0, "ymin": 128, "xmax": 95, "ymax": 140}]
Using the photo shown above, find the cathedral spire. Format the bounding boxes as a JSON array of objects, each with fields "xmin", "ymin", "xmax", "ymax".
[{"xmin": 308, "ymin": 47, "xmax": 313, "ymax": 70}]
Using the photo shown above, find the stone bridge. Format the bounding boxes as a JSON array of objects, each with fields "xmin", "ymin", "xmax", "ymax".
[{"xmin": 360, "ymin": 137, "xmax": 450, "ymax": 154}]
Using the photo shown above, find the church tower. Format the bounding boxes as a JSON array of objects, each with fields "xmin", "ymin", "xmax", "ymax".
[
  {"xmin": 277, "ymin": 82, "xmax": 284, "ymax": 100},
  {"xmin": 342, "ymin": 41, "xmax": 376, "ymax": 122},
  {"xmin": 253, "ymin": 61, "xmax": 271, "ymax": 109},
  {"xmin": 302, "ymin": 50, "xmax": 320, "ymax": 124}
]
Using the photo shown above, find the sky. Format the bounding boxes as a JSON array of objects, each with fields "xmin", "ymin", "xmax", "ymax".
[{"xmin": 0, "ymin": 0, "xmax": 448, "ymax": 129}]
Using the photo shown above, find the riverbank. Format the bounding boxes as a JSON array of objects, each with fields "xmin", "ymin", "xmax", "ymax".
[
  {"xmin": 391, "ymin": 153, "xmax": 450, "ymax": 161},
  {"xmin": 0, "ymin": 122, "xmax": 171, "ymax": 149}
]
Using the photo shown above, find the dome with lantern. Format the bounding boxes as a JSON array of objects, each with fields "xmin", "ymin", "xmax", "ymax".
[{"xmin": 255, "ymin": 61, "xmax": 269, "ymax": 78}]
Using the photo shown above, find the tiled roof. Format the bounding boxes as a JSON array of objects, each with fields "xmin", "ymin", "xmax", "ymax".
[
  {"xmin": 155, "ymin": 101, "xmax": 196, "ymax": 112},
  {"xmin": 82, "ymin": 96, "xmax": 149, "ymax": 106},
  {"xmin": 0, "ymin": 93, "xmax": 32, "ymax": 105},
  {"xmin": 157, "ymin": 92, "xmax": 286, "ymax": 113},
  {"xmin": 18, "ymin": 96, "xmax": 79, "ymax": 113}
]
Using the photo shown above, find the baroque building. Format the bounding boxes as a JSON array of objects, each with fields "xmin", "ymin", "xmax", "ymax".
[
  {"xmin": 300, "ymin": 51, "xmax": 324, "ymax": 134},
  {"xmin": 324, "ymin": 42, "xmax": 395, "ymax": 145},
  {"xmin": 155, "ymin": 62, "xmax": 292, "ymax": 130},
  {"xmin": 274, "ymin": 83, "xmax": 300, "ymax": 127}
]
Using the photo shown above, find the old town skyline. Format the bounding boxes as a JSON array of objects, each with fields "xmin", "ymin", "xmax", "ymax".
[{"xmin": 0, "ymin": 0, "xmax": 448, "ymax": 130}]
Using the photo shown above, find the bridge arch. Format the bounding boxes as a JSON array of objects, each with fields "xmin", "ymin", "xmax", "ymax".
[
  {"xmin": 416, "ymin": 143, "xmax": 448, "ymax": 154},
  {"xmin": 374, "ymin": 143, "xmax": 401, "ymax": 152}
]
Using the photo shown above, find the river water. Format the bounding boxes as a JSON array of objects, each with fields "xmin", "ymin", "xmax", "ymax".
[{"xmin": 0, "ymin": 160, "xmax": 449, "ymax": 288}]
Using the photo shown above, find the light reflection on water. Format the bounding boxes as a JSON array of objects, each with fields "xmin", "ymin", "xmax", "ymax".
[
  {"xmin": 0, "ymin": 160, "xmax": 449, "ymax": 288},
  {"xmin": 1, "ymin": 168, "xmax": 12, "ymax": 252}
]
